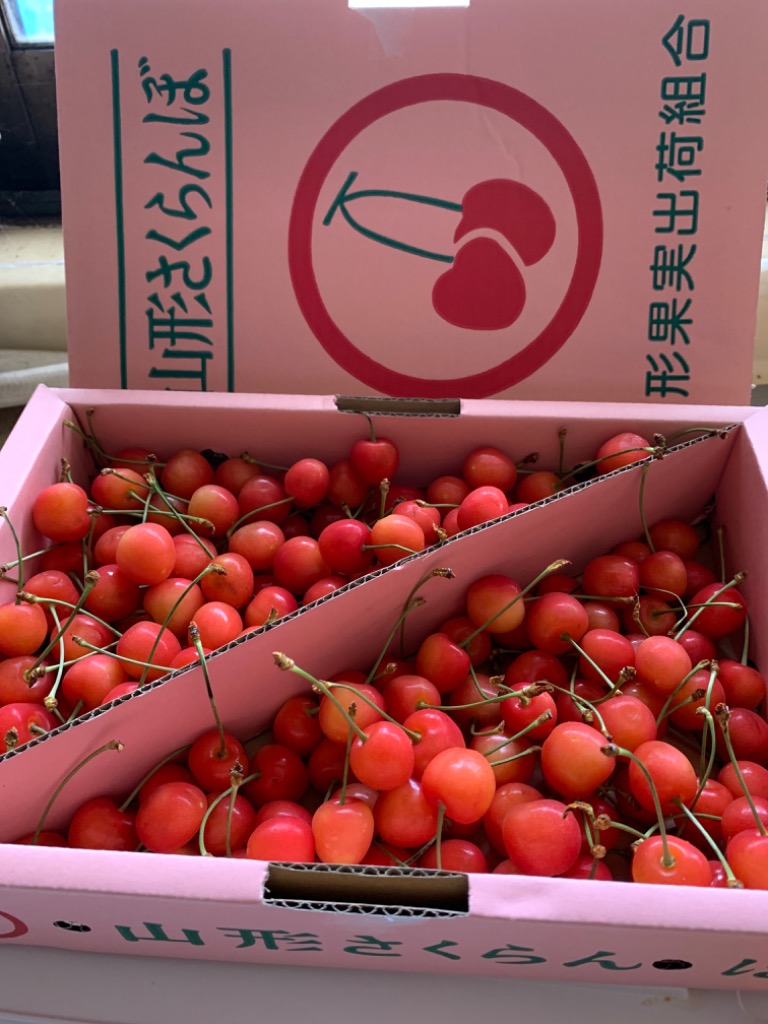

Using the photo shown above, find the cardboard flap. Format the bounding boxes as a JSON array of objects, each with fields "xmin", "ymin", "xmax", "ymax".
[{"xmin": 55, "ymin": 0, "xmax": 768, "ymax": 402}]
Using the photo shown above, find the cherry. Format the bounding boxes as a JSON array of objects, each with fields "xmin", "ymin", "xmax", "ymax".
[
  {"xmin": 247, "ymin": 815, "xmax": 315, "ymax": 861},
  {"xmin": 582, "ymin": 554, "xmax": 639, "ymax": 599},
  {"xmin": 312, "ymin": 796, "xmax": 374, "ymax": 864},
  {"xmin": 116, "ymin": 523, "xmax": 176, "ymax": 586},
  {"xmin": 349, "ymin": 426, "xmax": 399, "ymax": 487},
  {"xmin": 465, "ymin": 574, "xmax": 524, "ymax": 635},
  {"xmin": 135, "ymin": 781, "xmax": 208, "ymax": 853},
  {"xmin": 627, "ymin": 739, "xmax": 698, "ymax": 814},
  {"xmin": 688, "ymin": 582, "xmax": 748, "ymax": 639},
  {"xmin": 202, "ymin": 793, "xmax": 258, "ymax": 856},
  {"xmin": 228, "ymin": 521, "xmax": 286, "ymax": 572},
  {"xmin": 540, "ymin": 722, "xmax": 615, "ymax": 799},
  {"xmin": 32, "ymin": 482, "xmax": 92, "ymax": 542},
  {"xmin": 68, "ymin": 797, "xmax": 138, "ymax": 852},
  {"xmin": 0, "ymin": 703, "xmax": 58, "ymax": 753},
  {"xmin": 462, "ymin": 446, "xmax": 517, "ymax": 492},
  {"xmin": 200, "ymin": 552, "xmax": 254, "ymax": 609},
  {"xmin": 502, "ymin": 798, "xmax": 582, "ymax": 876},
  {"xmin": 456, "ymin": 485, "xmax": 508, "ymax": 531},
  {"xmin": 349, "ymin": 721, "xmax": 415, "ymax": 791},
  {"xmin": 594, "ymin": 432, "xmax": 653, "ymax": 473},
  {"xmin": 160, "ymin": 449, "xmax": 214, "ymax": 499},
  {"xmin": 524, "ymin": 592, "xmax": 589, "ymax": 655},
  {"xmin": 0, "ymin": 601, "xmax": 48, "ymax": 657},
  {"xmin": 187, "ymin": 484, "xmax": 239, "ymax": 538},
  {"xmin": 403, "ymin": 707, "xmax": 465, "ymax": 778},
  {"xmin": 374, "ymin": 778, "xmax": 440, "ymax": 848},
  {"xmin": 726, "ymin": 829, "xmax": 768, "ymax": 889},
  {"xmin": 143, "ymin": 577, "xmax": 205, "ymax": 638},
  {"xmin": 648, "ymin": 519, "xmax": 700, "ymax": 560},
  {"xmin": 631, "ymin": 835, "xmax": 712, "ymax": 886},
  {"xmin": 272, "ymin": 695, "xmax": 323, "ymax": 757},
  {"xmin": 420, "ymin": 838, "xmax": 489, "ymax": 873},
  {"xmin": 368, "ymin": 514, "xmax": 425, "ymax": 567},
  {"xmin": 421, "ymin": 747, "xmax": 497, "ymax": 824},
  {"xmin": 116, "ymin": 621, "xmax": 182, "ymax": 681},
  {"xmin": 187, "ymin": 729, "xmax": 248, "ymax": 791},
  {"xmin": 61, "ymin": 654, "xmax": 128, "ymax": 710},
  {"xmin": 241, "ymin": 743, "xmax": 309, "ymax": 807}
]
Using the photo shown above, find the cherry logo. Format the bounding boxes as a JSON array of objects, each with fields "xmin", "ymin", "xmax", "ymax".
[
  {"xmin": 290, "ymin": 74, "xmax": 603, "ymax": 398},
  {"xmin": 432, "ymin": 179, "xmax": 556, "ymax": 331}
]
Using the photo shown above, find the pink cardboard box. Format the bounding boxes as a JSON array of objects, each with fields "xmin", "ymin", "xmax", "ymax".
[
  {"xmin": 54, "ymin": 0, "xmax": 768, "ymax": 404},
  {"xmin": 1, "ymin": 386, "xmax": 768, "ymax": 989}
]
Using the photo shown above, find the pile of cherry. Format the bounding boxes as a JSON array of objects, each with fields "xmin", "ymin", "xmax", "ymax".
[{"xmin": 1, "ymin": 422, "xmax": 767, "ymax": 889}]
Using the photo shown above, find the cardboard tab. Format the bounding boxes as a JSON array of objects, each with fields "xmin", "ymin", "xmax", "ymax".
[{"xmin": 55, "ymin": 0, "xmax": 768, "ymax": 402}]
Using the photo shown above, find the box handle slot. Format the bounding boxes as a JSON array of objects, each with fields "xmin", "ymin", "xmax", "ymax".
[
  {"xmin": 264, "ymin": 863, "xmax": 469, "ymax": 917},
  {"xmin": 335, "ymin": 395, "xmax": 461, "ymax": 416}
]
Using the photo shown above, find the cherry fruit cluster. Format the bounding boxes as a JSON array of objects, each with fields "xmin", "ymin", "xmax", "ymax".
[
  {"xmin": 14, "ymin": 510, "xmax": 768, "ymax": 890},
  {"xmin": 0, "ymin": 422, "xmax": 658, "ymax": 743}
]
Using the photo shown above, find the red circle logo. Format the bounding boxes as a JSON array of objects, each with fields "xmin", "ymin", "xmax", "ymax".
[{"xmin": 289, "ymin": 74, "xmax": 602, "ymax": 398}]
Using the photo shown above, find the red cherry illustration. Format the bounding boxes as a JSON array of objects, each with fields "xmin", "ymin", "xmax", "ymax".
[
  {"xmin": 432, "ymin": 237, "xmax": 526, "ymax": 330},
  {"xmin": 453, "ymin": 178, "xmax": 556, "ymax": 265}
]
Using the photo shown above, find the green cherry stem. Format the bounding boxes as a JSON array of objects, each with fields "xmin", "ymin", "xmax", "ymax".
[
  {"xmin": 715, "ymin": 704, "xmax": 768, "ymax": 837},
  {"xmin": 136, "ymin": 564, "xmax": 224, "ymax": 687},
  {"xmin": 672, "ymin": 799, "xmax": 743, "ymax": 888},
  {"xmin": 33, "ymin": 739, "xmax": 124, "ymax": 845},
  {"xmin": 0, "ymin": 508, "xmax": 25, "ymax": 596},
  {"xmin": 396, "ymin": 567, "xmax": 455, "ymax": 659},
  {"xmin": 460, "ymin": 560, "xmax": 571, "ymax": 649},
  {"xmin": 189, "ymin": 623, "xmax": 226, "ymax": 758},
  {"xmin": 602, "ymin": 741, "xmax": 674, "ymax": 868},
  {"xmin": 118, "ymin": 744, "xmax": 192, "ymax": 813},
  {"xmin": 673, "ymin": 573, "xmax": 746, "ymax": 640}
]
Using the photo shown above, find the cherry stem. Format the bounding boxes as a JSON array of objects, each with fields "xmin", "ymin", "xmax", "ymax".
[
  {"xmin": 64, "ymin": 416, "xmax": 163, "ymax": 470},
  {"xmin": 272, "ymin": 654, "xmax": 368, "ymax": 742},
  {"xmin": 41, "ymin": 605, "xmax": 66, "ymax": 714},
  {"xmin": 673, "ymin": 572, "xmax": 746, "ymax": 639},
  {"xmin": 653, "ymin": 659, "xmax": 713, "ymax": 727},
  {"xmin": 396, "ymin": 567, "xmax": 455, "ymax": 659},
  {"xmin": 197, "ymin": 766, "xmax": 257, "ymax": 857},
  {"xmin": 362, "ymin": 597, "xmax": 425, "ymax": 685},
  {"xmin": 339, "ymin": 720, "xmax": 355, "ymax": 805},
  {"xmin": 32, "ymin": 739, "xmax": 123, "ymax": 845},
  {"xmin": 241, "ymin": 452, "xmax": 289, "ymax": 473},
  {"xmin": 189, "ymin": 623, "xmax": 226, "ymax": 758},
  {"xmin": 715, "ymin": 703, "xmax": 768, "ymax": 836},
  {"xmin": 0, "ymin": 508, "xmax": 25, "ymax": 596},
  {"xmin": 716, "ymin": 524, "xmax": 727, "ymax": 584},
  {"xmin": 22, "ymin": 571, "xmax": 102, "ymax": 677},
  {"xmin": 557, "ymin": 444, "xmax": 663, "ymax": 489},
  {"xmin": 118, "ymin": 744, "xmax": 191, "ymax": 813},
  {"xmin": 672, "ymin": 799, "xmax": 743, "ymax": 888},
  {"xmin": 638, "ymin": 464, "xmax": 654, "ymax": 553},
  {"xmin": 379, "ymin": 478, "xmax": 390, "ymax": 521},
  {"xmin": 486, "ymin": 744, "xmax": 541, "ymax": 768},
  {"xmin": 227, "ymin": 497, "xmax": 294, "ymax": 538},
  {"xmin": 435, "ymin": 801, "xmax": 446, "ymax": 870},
  {"xmin": 601, "ymin": 741, "xmax": 674, "ymax": 868},
  {"xmin": 740, "ymin": 615, "xmax": 750, "ymax": 666},
  {"xmin": 137, "ymin": 564, "xmax": 223, "ymax": 687},
  {"xmin": 482, "ymin": 712, "xmax": 552, "ymax": 753},
  {"xmin": 143, "ymin": 469, "xmax": 214, "ymax": 552},
  {"xmin": 460, "ymin": 559, "xmax": 571, "ymax": 648}
]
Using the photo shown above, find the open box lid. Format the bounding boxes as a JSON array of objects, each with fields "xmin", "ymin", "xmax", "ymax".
[{"xmin": 55, "ymin": 0, "xmax": 768, "ymax": 403}]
